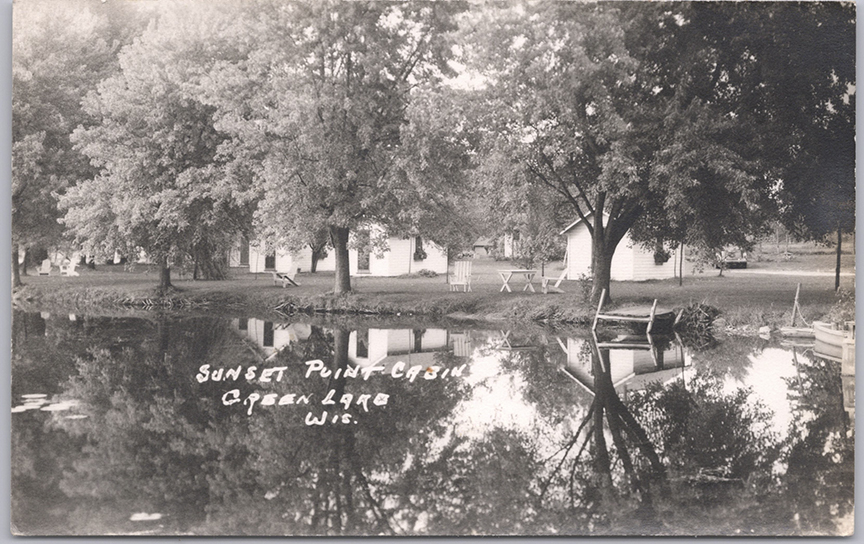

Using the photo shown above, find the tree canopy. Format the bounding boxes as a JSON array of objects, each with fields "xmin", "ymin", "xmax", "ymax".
[
  {"xmin": 461, "ymin": 1, "xmax": 853, "ymax": 300},
  {"xmin": 61, "ymin": 3, "xmax": 257, "ymax": 288},
  {"xmin": 15, "ymin": 1, "xmax": 854, "ymax": 295},
  {"xmin": 11, "ymin": 0, "xmax": 149, "ymax": 285},
  {"xmin": 201, "ymin": 0, "xmax": 469, "ymax": 293}
]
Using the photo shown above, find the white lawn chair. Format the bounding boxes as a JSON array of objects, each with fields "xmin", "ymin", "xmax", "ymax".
[
  {"xmin": 38, "ymin": 259, "xmax": 52, "ymax": 276},
  {"xmin": 270, "ymin": 269, "xmax": 299, "ymax": 288},
  {"xmin": 449, "ymin": 260, "xmax": 472, "ymax": 292},
  {"xmin": 60, "ymin": 260, "xmax": 79, "ymax": 277},
  {"xmin": 542, "ymin": 269, "xmax": 567, "ymax": 294}
]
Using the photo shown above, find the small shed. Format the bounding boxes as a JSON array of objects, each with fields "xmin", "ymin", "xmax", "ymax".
[
  {"xmin": 472, "ymin": 238, "xmax": 493, "ymax": 257},
  {"xmin": 560, "ymin": 213, "xmax": 687, "ymax": 281}
]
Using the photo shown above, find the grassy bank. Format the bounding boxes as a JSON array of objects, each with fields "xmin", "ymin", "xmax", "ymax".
[{"xmin": 12, "ymin": 254, "xmax": 854, "ymax": 331}]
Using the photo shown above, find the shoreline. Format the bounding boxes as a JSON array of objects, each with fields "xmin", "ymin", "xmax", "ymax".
[{"xmin": 12, "ymin": 272, "xmax": 848, "ymax": 336}]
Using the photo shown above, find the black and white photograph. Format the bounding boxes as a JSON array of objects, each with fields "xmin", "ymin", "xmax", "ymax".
[{"xmin": 10, "ymin": 0, "xmax": 856, "ymax": 536}]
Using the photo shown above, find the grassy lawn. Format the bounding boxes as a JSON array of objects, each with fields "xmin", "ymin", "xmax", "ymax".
[{"xmin": 13, "ymin": 251, "xmax": 854, "ymax": 329}]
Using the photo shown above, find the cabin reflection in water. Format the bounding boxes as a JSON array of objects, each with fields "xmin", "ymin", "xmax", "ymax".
[
  {"xmin": 561, "ymin": 334, "xmax": 690, "ymax": 398},
  {"xmin": 349, "ymin": 328, "xmax": 452, "ymax": 368},
  {"xmin": 231, "ymin": 318, "xmax": 312, "ymax": 360},
  {"xmin": 229, "ymin": 320, "xmax": 478, "ymax": 367}
]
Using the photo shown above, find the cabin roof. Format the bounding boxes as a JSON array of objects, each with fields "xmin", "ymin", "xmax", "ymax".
[{"xmin": 559, "ymin": 212, "xmax": 611, "ymax": 235}]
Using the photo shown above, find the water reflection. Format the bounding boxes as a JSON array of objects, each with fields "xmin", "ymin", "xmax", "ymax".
[
  {"xmin": 11, "ymin": 312, "xmax": 853, "ymax": 536},
  {"xmin": 560, "ymin": 333, "xmax": 690, "ymax": 398}
]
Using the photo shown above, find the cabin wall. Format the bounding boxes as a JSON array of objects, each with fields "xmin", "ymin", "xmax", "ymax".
[
  {"xmin": 502, "ymin": 234, "xmax": 514, "ymax": 258},
  {"xmin": 350, "ymin": 328, "xmax": 450, "ymax": 368},
  {"xmin": 290, "ymin": 247, "xmax": 344, "ymax": 273},
  {"xmin": 349, "ymin": 328, "xmax": 390, "ymax": 368},
  {"xmin": 232, "ymin": 240, "xmax": 357, "ymax": 275},
  {"xmin": 565, "ymin": 225, "xmax": 594, "ymax": 280},
  {"xmin": 607, "ymin": 350, "xmax": 637, "ymax": 383},
  {"xmin": 565, "ymin": 223, "xmax": 687, "ymax": 281},
  {"xmin": 368, "ymin": 237, "xmax": 448, "ymax": 276},
  {"xmin": 421, "ymin": 329, "xmax": 449, "ymax": 350},
  {"xmin": 609, "ymin": 238, "xmax": 634, "ymax": 281},
  {"xmin": 628, "ymin": 239, "xmax": 679, "ymax": 280},
  {"xmin": 232, "ymin": 317, "xmax": 293, "ymax": 358},
  {"xmin": 387, "ymin": 329, "xmax": 413, "ymax": 353}
]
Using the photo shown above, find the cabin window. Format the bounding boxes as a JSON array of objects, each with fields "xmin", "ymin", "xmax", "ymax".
[
  {"xmin": 238, "ymin": 318, "xmax": 248, "ymax": 331},
  {"xmin": 413, "ymin": 237, "xmax": 427, "ymax": 261},
  {"xmin": 265, "ymin": 252, "xmax": 276, "ymax": 270},
  {"xmin": 412, "ymin": 329, "xmax": 425, "ymax": 352},
  {"xmin": 263, "ymin": 321, "xmax": 274, "ymax": 347},
  {"xmin": 356, "ymin": 330, "xmax": 369, "ymax": 358},
  {"xmin": 653, "ymin": 242, "xmax": 671, "ymax": 265}
]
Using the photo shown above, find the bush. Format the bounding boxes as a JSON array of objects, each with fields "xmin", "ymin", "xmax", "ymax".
[
  {"xmin": 822, "ymin": 288, "xmax": 855, "ymax": 326},
  {"xmin": 417, "ymin": 269, "xmax": 438, "ymax": 278},
  {"xmin": 576, "ymin": 273, "xmax": 592, "ymax": 303}
]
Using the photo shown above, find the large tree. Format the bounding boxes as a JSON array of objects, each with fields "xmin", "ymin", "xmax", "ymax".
[
  {"xmin": 11, "ymin": 0, "xmax": 145, "ymax": 286},
  {"xmin": 205, "ymin": 1, "xmax": 466, "ymax": 294},
  {"xmin": 630, "ymin": 2, "xmax": 855, "ymax": 289},
  {"xmin": 754, "ymin": 3, "xmax": 856, "ymax": 290},
  {"xmin": 466, "ymin": 2, "xmax": 849, "ymax": 301},
  {"xmin": 61, "ymin": 3, "xmax": 257, "ymax": 290}
]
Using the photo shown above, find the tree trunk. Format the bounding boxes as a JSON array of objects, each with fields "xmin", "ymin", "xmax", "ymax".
[
  {"xmin": 332, "ymin": 328, "xmax": 350, "ymax": 390},
  {"xmin": 12, "ymin": 242, "xmax": 21, "ymax": 288},
  {"xmin": 159, "ymin": 263, "xmax": 172, "ymax": 291},
  {"xmin": 310, "ymin": 250, "xmax": 320, "ymax": 273},
  {"xmin": 591, "ymin": 236, "xmax": 615, "ymax": 304},
  {"xmin": 590, "ymin": 349, "xmax": 615, "ymax": 499},
  {"xmin": 835, "ymin": 226, "xmax": 842, "ymax": 291},
  {"xmin": 329, "ymin": 226, "xmax": 352, "ymax": 294},
  {"xmin": 588, "ymin": 207, "xmax": 635, "ymax": 304}
]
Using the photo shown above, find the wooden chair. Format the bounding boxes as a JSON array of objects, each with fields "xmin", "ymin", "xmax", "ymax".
[
  {"xmin": 449, "ymin": 260, "xmax": 472, "ymax": 292},
  {"xmin": 59, "ymin": 260, "xmax": 79, "ymax": 277},
  {"xmin": 38, "ymin": 259, "xmax": 52, "ymax": 276},
  {"xmin": 270, "ymin": 269, "xmax": 300, "ymax": 288},
  {"xmin": 542, "ymin": 269, "xmax": 567, "ymax": 294}
]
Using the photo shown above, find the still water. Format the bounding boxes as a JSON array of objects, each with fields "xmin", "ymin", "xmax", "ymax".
[{"xmin": 11, "ymin": 311, "xmax": 854, "ymax": 536}]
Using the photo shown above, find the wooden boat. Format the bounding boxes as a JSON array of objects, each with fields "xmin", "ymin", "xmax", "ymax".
[
  {"xmin": 591, "ymin": 289, "xmax": 678, "ymax": 334},
  {"xmin": 812, "ymin": 321, "xmax": 855, "ymax": 366}
]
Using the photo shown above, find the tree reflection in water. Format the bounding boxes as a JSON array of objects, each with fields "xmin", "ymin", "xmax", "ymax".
[{"xmin": 10, "ymin": 313, "xmax": 854, "ymax": 536}]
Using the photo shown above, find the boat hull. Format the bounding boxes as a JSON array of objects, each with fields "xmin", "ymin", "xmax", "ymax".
[{"xmin": 813, "ymin": 321, "xmax": 854, "ymax": 364}]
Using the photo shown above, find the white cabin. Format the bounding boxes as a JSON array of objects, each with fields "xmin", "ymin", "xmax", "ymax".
[
  {"xmin": 361, "ymin": 235, "xmax": 448, "ymax": 277},
  {"xmin": 229, "ymin": 240, "xmax": 359, "ymax": 275},
  {"xmin": 561, "ymin": 213, "xmax": 688, "ymax": 281}
]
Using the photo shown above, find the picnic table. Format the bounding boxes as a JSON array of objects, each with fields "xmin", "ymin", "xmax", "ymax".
[{"xmin": 498, "ymin": 269, "xmax": 538, "ymax": 293}]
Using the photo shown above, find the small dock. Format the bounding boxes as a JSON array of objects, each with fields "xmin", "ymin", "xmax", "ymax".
[{"xmin": 591, "ymin": 289, "xmax": 679, "ymax": 334}]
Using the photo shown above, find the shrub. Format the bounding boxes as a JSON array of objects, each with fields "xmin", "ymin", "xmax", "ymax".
[
  {"xmin": 822, "ymin": 288, "xmax": 855, "ymax": 326},
  {"xmin": 576, "ymin": 273, "xmax": 592, "ymax": 303}
]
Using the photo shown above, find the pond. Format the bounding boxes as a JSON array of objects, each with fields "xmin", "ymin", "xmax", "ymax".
[{"xmin": 11, "ymin": 311, "xmax": 854, "ymax": 536}]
